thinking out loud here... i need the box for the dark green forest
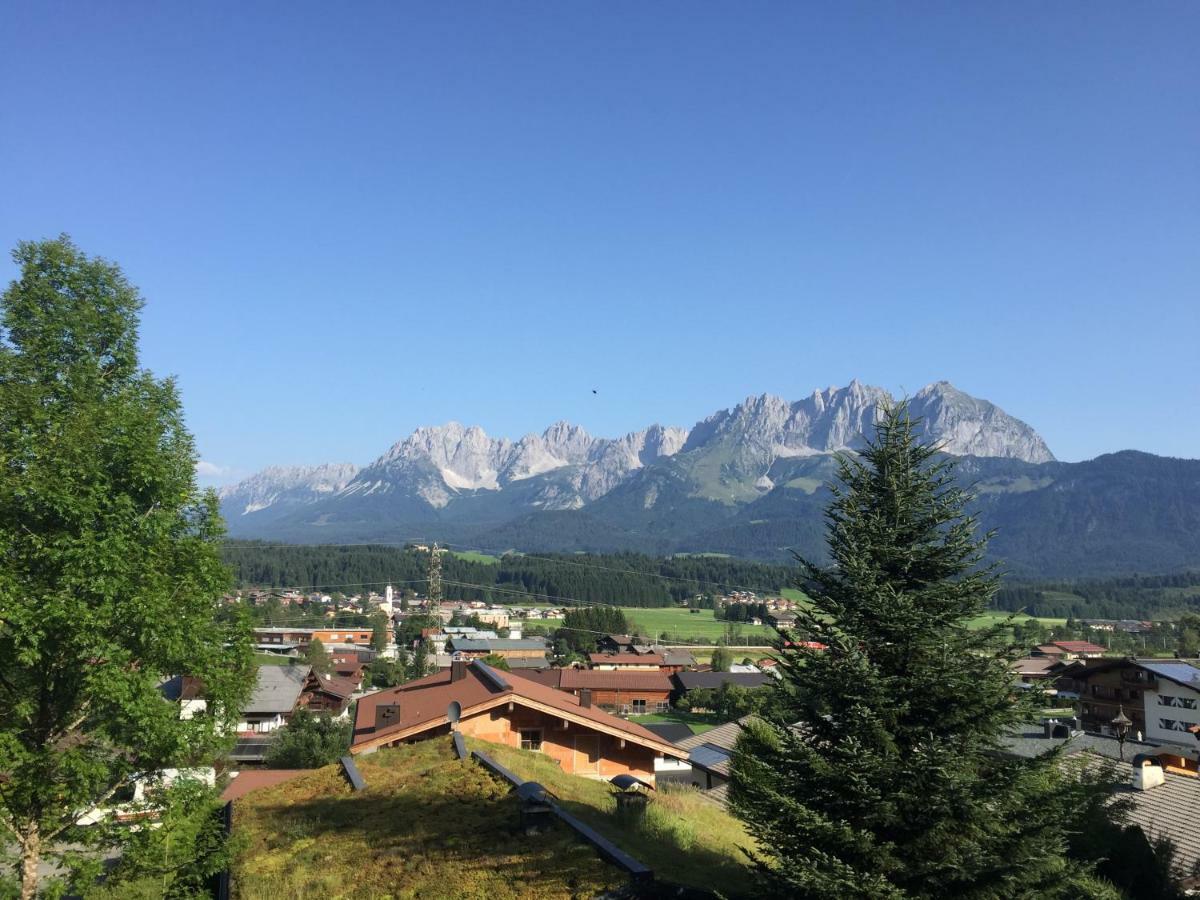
[222,541,1200,621]
[220,542,795,607]
[995,570,1200,620]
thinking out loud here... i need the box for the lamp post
[1112,705,1132,761]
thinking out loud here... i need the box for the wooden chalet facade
[352,661,685,783]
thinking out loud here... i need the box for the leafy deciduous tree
[0,237,253,898]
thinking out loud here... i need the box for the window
[631,699,647,714]
[520,729,543,752]
[1158,695,1198,710]
[1159,719,1189,732]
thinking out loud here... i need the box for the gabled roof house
[353,660,687,783]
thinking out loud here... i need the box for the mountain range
[217,381,1200,578]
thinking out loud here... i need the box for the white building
[1139,661,1200,745]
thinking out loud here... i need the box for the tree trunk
[20,821,40,900]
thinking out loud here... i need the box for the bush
[265,709,352,768]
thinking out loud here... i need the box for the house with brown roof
[1035,640,1107,660]
[596,634,638,654]
[588,652,666,671]
[558,669,673,715]
[352,660,686,783]
[301,670,360,716]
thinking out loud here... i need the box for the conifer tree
[730,403,1120,899]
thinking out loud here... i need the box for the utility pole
[428,542,444,605]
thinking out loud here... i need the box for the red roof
[221,770,307,802]
[352,662,681,756]
[559,670,673,692]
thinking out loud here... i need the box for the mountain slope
[212,380,1200,577]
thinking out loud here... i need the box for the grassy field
[452,550,501,564]
[469,738,756,897]
[232,739,623,899]
[621,606,776,642]
[967,610,1069,629]
[254,652,293,666]
[627,710,722,735]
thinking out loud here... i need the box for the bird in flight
[592,389,598,394]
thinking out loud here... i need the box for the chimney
[375,703,400,731]
[451,659,468,683]
[579,688,592,708]
[1133,756,1165,791]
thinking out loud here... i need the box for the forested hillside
[995,570,1200,620]
[220,542,795,607]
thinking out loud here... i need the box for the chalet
[301,670,359,716]
[596,634,639,654]
[557,670,673,715]
[588,652,666,671]
[351,660,687,783]
[1069,659,1200,750]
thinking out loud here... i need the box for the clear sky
[2,2,1197,484]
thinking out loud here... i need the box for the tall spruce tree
[0,237,253,898]
[730,403,1120,899]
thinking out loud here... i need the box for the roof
[673,671,773,692]
[1011,657,1063,676]
[220,770,306,802]
[1137,661,1200,690]
[1053,641,1107,653]
[448,638,549,652]
[654,648,697,666]
[558,670,673,692]
[244,665,311,715]
[352,661,685,759]
[642,722,694,743]
[305,671,359,701]
[1119,775,1200,883]
[513,668,564,688]
[601,634,635,645]
[676,717,754,778]
[588,653,666,666]
[997,727,1169,762]
[160,675,205,702]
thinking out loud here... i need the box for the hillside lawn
[621,606,776,642]
[451,549,501,564]
[231,738,623,899]
[466,738,756,897]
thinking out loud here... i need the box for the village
[113,582,1197,895]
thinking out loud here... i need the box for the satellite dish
[447,701,461,725]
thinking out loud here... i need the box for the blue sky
[2,2,1196,483]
